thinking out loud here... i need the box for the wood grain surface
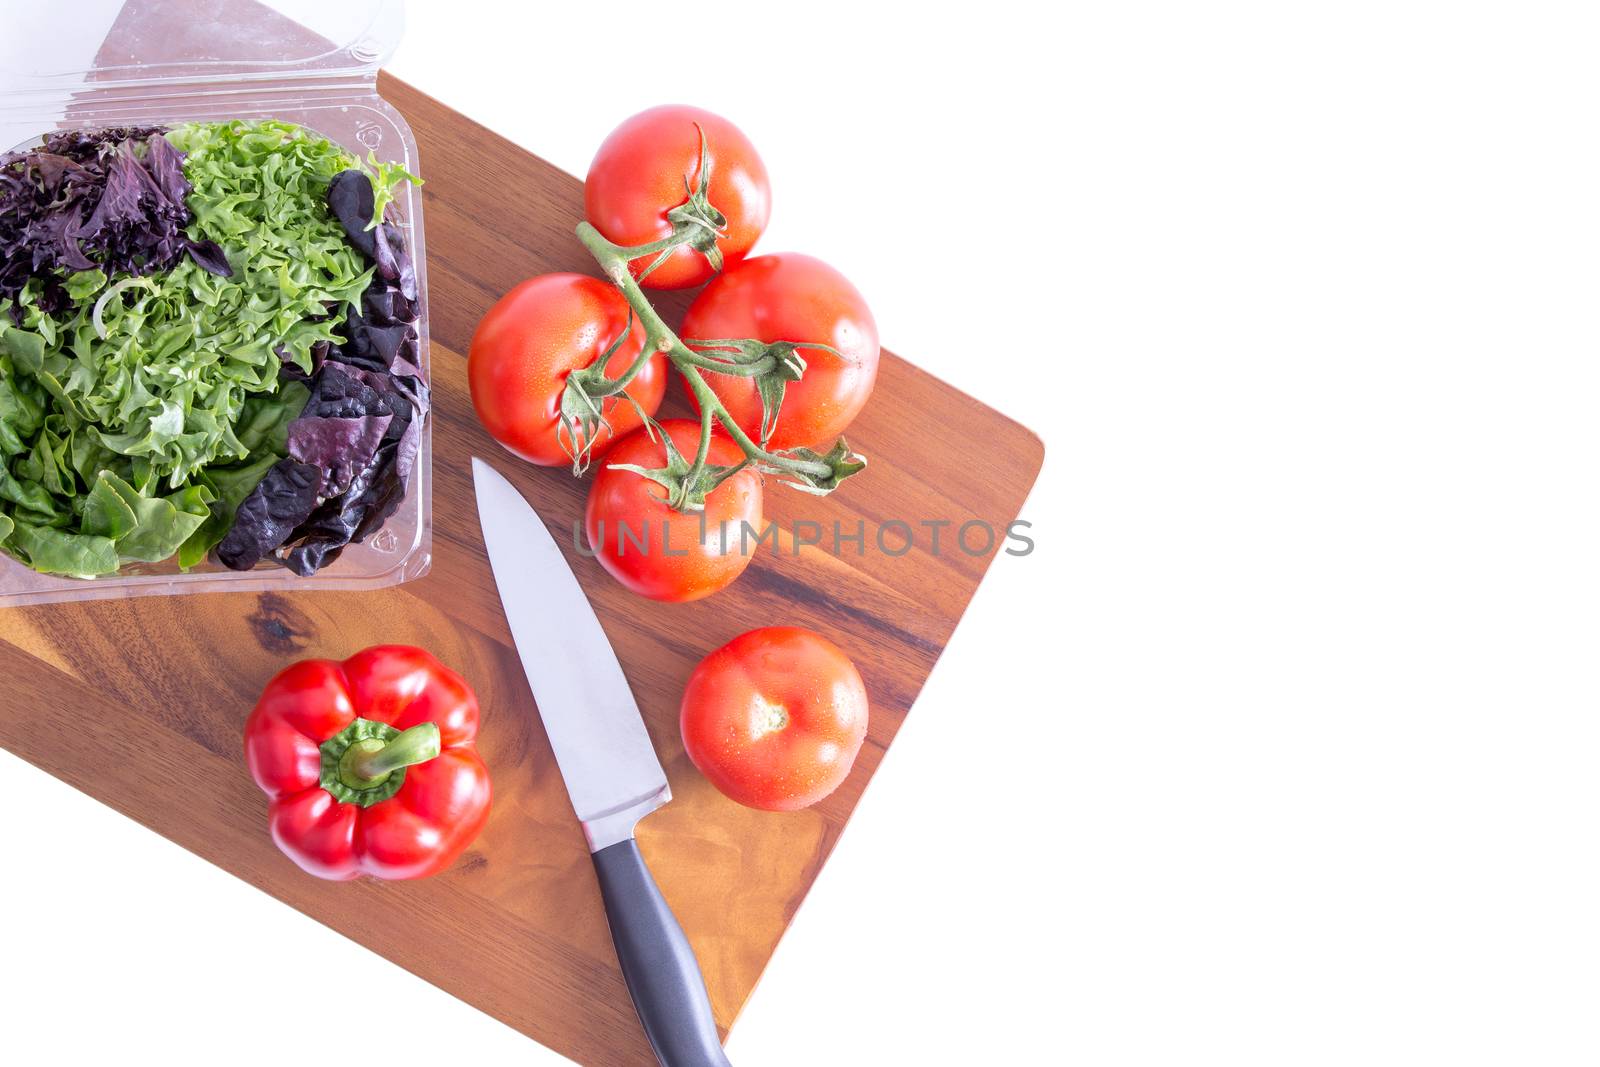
[0,74,1043,1065]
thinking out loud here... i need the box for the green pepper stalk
[319,719,441,806]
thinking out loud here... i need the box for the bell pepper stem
[338,722,441,790]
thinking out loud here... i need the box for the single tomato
[680,253,879,451]
[468,273,666,466]
[585,419,764,601]
[680,627,869,812]
[585,105,771,290]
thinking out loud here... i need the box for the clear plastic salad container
[0,0,430,606]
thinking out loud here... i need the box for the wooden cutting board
[0,75,1043,1065]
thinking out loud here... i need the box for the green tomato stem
[587,321,659,400]
[678,401,715,503]
[675,360,833,478]
[612,232,691,261]
[575,222,833,481]
[672,348,773,377]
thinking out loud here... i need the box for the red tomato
[468,273,666,466]
[680,627,869,811]
[585,419,764,601]
[680,253,879,451]
[585,105,771,290]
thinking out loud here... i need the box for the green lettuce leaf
[7,521,120,577]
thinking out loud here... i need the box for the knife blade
[471,455,668,849]
[472,457,731,1067]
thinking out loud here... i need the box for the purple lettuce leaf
[287,411,393,498]
[327,170,378,259]
[0,127,232,315]
[184,238,231,276]
[281,436,408,577]
[216,458,324,571]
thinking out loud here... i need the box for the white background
[3,1,1597,1064]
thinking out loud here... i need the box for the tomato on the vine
[468,273,665,466]
[680,626,869,812]
[585,105,771,290]
[585,419,764,602]
[681,253,879,452]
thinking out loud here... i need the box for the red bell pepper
[244,645,493,880]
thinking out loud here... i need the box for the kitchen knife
[472,457,732,1067]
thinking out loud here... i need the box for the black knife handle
[592,838,732,1067]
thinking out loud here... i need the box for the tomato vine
[560,131,867,512]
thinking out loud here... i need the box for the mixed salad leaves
[0,120,425,578]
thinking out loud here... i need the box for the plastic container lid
[1,1,401,144]
[6,1,401,88]
[0,0,433,606]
